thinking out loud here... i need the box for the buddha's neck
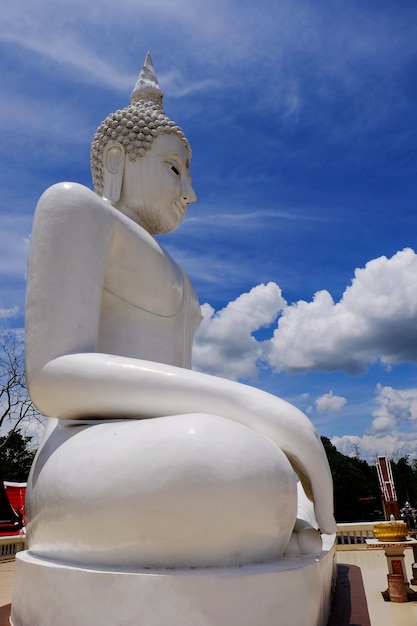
[113,201,154,235]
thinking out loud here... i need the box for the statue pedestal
[11,538,335,626]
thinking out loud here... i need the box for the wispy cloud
[4,0,417,110]
[0,306,19,320]
[0,216,31,277]
[0,92,93,156]
[183,207,327,227]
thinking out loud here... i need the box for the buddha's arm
[29,352,336,535]
[25,182,116,390]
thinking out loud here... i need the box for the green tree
[321,436,380,522]
[0,429,36,482]
[391,455,417,507]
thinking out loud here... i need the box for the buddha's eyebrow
[160,152,187,168]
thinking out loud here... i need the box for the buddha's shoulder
[35,182,116,221]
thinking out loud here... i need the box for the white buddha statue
[24,54,335,570]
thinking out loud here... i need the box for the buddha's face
[116,134,196,234]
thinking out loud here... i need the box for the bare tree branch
[0,330,43,450]
[0,329,44,526]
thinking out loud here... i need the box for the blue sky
[1,0,417,463]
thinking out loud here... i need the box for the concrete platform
[9,543,335,626]
[2,548,417,625]
[328,564,371,625]
[338,548,417,624]
[0,558,14,626]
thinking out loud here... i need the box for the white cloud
[266,248,417,374]
[332,433,417,465]
[192,282,285,380]
[316,391,347,414]
[331,384,417,463]
[371,384,417,433]
[191,249,417,380]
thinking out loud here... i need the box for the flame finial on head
[130,52,163,107]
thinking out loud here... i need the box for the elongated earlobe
[102,143,125,202]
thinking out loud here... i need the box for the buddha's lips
[174,199,186,217]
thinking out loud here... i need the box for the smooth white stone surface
[11,540,336,626]
[26,415,297,568]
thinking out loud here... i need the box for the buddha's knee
[26,414,298,568]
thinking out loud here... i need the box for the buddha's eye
[166,162,181,177]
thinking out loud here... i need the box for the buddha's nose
[181,178,197,205]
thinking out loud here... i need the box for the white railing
[0,534,27,560]
[336,522,376,550]
[0,523,406,557]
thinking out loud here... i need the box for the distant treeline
[321,436,417,522]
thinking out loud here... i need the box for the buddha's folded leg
[26,414,298,569]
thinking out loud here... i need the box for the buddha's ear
[102,143,125,202]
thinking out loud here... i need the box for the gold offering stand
[366,520,417,602]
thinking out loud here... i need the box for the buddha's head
[90,53,196,234]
